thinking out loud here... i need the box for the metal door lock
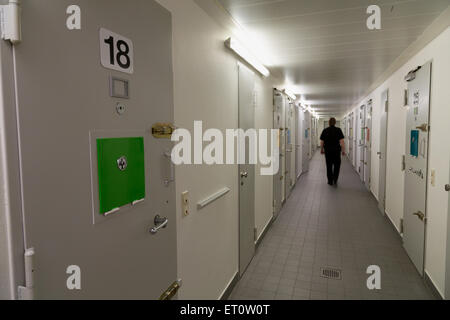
[116,103,126,115]
[117,156,128,171]
[445,184,450,192]
[240,172,248,178]
[150,215,168,234]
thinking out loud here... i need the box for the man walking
[320,118,345,186]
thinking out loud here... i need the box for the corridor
[230,152,435,300]
[1,0,450,303]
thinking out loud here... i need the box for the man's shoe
[328,181,333,186]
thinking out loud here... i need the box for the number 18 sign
[100,28,134,74]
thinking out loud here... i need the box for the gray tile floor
[229,152,435,300]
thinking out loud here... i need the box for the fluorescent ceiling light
[225,37,270,77]
[283,89,297,101]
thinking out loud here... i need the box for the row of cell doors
[345,62,433,279]
[344,101,372,190]
[237,72,314,276]
[273,89,312,220]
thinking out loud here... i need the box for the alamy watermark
[170,121,280,176]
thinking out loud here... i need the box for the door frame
[364,100,372,190]
[272,90,283,219]
[378,89,389,215]
[358,105,366,181]
[285,100,293,198]
[0,37,26,300]
[446,157,450,298]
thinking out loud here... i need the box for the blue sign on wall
[410,130,419,157]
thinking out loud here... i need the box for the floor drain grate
[321,267,342,280]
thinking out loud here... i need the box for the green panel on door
[97,137,145,214]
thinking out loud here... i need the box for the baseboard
[255,216,274,250]
[219,271,239,300]
[424,271,444,300]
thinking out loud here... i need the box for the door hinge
[18,248,35,300]
[254,228,258,242]
[159,279,182,300]
[400,218,404,234]
[401,155,406,171]
[403,89,409,106]
[0,0,21,44]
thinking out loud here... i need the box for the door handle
[413,211,426,222]
[416,124,429,132]
[150,215,168,234]
[445,184,450,192]
[240,172,248,178]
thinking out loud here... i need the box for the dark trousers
[325,152,341,184]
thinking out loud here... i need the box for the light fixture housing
[283,89,297,101]
[225,37,270,77]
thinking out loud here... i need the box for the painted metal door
[352,113,357,168]
[364,101,372,190]
[378,90,389,215]
[285,102,293,198]
[403,62,432,275]
[446,163,450,298]
[238,64,255,276]
[348,114,354,164]
[13,0,177,299]
[310,118,315,159]
[358,105,366,181]
[295,106,302,180]
[302,111,310,173]
[273,91,283,219]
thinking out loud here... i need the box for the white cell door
[302,112,310,173]
[364,102,372,190]
[238,64,255,276]
[378,90,389,215]
[446,167,450,298]
[295,106,302,180]
[273,92,284,219]
[403,62,432,275]
[285,102,293,198]
[359,105,366,181]
[12,0,178,299]
[348,115,353,164]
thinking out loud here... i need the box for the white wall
[157,0,275,299]
[345,27,450,297]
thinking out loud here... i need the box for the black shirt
[320,126,345,154]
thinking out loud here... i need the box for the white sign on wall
[100,28,134,74]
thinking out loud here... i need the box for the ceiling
[216,0,450,117]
